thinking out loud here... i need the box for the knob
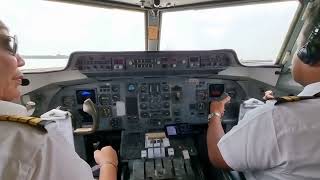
[174,110,180,116]
[163,110,170,116]
[162,85,169,92]
[174,92,182,101]
[112,94,120,101]
[163,102,170,108]
[140,103,147,110]
[140,86,147,93]
[199,92,207,101]
[140,95,148,102]
[162,93,170,100]
[112,86,119,92]
[140,112,149,118]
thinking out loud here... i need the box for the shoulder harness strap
[0,115,55,132]
[275,92,320,105]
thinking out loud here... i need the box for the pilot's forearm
[99,164,117,180]
[207,116,230,169]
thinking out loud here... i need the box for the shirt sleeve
[217,105,282,171]
[27,130,94,180]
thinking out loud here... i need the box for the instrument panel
[66,50,241,77]
[51,77,245,132]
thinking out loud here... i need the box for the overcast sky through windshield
[161,1,299,62]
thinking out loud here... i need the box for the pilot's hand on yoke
[94,146,118,170]
[210,96,231,116]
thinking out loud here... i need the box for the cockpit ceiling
[54,0,288,10]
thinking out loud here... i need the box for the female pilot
[0,20,117,180]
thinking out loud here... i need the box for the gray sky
[161,1,299,62]
[0,0,299,69]
[0,0,145,55]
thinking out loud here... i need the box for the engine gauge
[99,94,111,105]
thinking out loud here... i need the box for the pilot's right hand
[210,96,231,117]
[263,90,274,100]
[94,146,118,168]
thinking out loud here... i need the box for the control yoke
[74,98,99,135]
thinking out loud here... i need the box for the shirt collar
[298,82,320,96]
[0,101,28,116]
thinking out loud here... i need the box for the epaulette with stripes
[0,115,55,132]
[275,92,320,105]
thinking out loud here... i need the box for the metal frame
[159,0,298,12]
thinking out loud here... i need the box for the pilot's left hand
[94,146,118,169]
[210,96,231,116]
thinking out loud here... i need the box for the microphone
[21,78,30,86]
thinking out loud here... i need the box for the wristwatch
[208,112,222,122]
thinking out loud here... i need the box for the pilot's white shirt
[0,101,94,180]
[218,82,320,180]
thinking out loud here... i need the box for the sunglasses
[0,34,18,56]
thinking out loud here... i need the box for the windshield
[0,0,145,71]
[160,1,299,64]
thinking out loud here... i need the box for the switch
[154,147,161,158]
[163,138,170,147]
[168,148,174,156]
[148,148,154,159]
[182,150,190,160]
[141,150,147,158]
[154,139,161,147]
[161,147,166,157]
[156,83,160,93]
[174,92,181,101]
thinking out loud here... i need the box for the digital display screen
[76,90,96,104]
[166,126,177,136]
[126,97,138,116]
[209,84,224,97]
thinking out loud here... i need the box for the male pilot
[207,1,320,180]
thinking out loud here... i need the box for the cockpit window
[0,0,145,72]
[160,1,299,65]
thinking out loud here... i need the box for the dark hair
[300,1,320,45]
[0,20,8,32]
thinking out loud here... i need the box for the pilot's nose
[16,54,25,67]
